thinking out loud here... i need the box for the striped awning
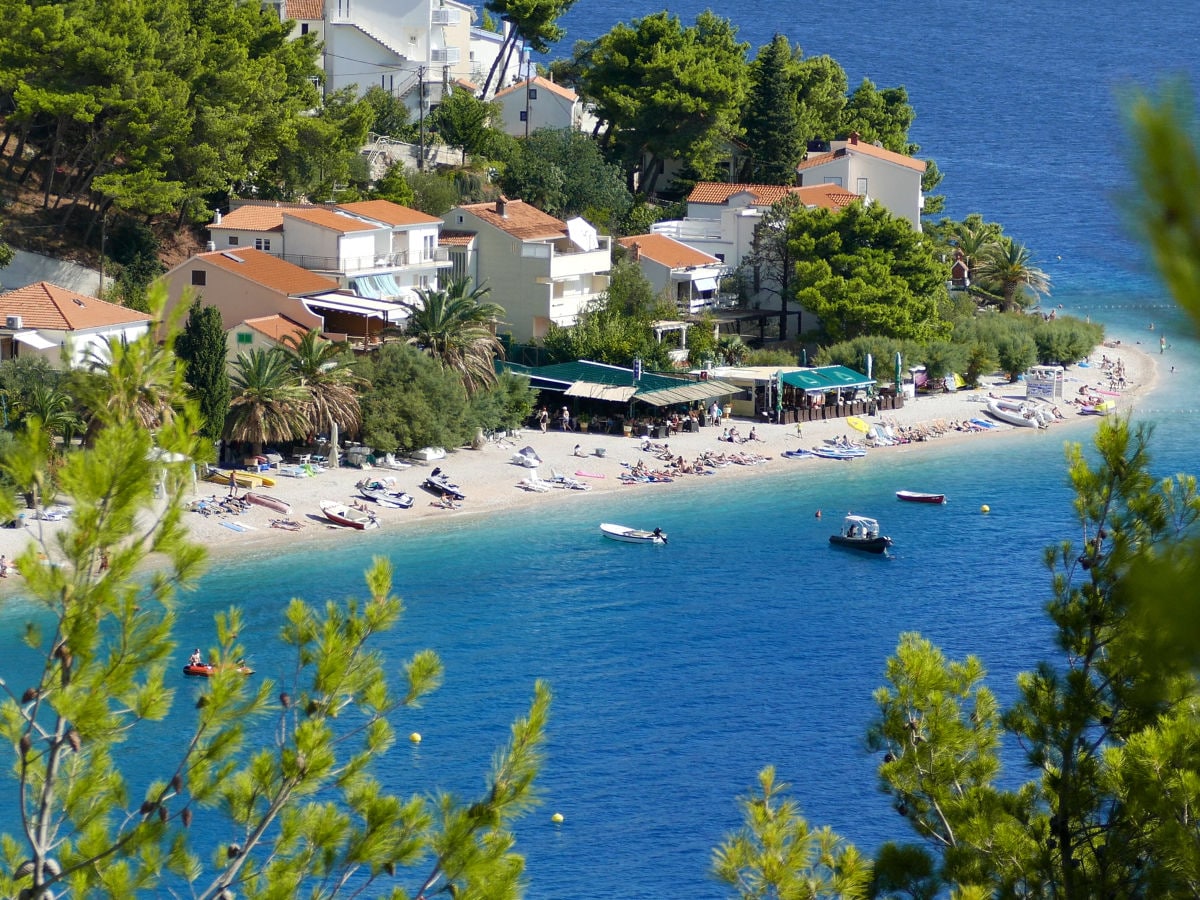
[636,379,738,406]
[564,381,638,402]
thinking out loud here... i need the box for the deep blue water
[3,2,1200,896]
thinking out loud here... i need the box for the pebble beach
[0,342,1157,570]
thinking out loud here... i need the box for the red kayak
[183,663,255,677]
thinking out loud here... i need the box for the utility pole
[417,66,426,171]
[99,211,108,298]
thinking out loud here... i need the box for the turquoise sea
[3,2,1200,896]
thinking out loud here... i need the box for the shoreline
[0,344,1159,574]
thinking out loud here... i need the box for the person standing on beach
[539,407,549,433]
[1161,335,1166,354]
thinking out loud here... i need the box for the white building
[442,197,611,342]
[0,282,153,368]
[617,233,726,316]
[796,132,926,230]
[493,75,582,137]
[207,199,450,303]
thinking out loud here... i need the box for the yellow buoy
[980,504,990,514]
[551,812,564,823]
[409,732,422,744]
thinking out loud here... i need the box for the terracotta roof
[209,206,286,233]
[618,233,719,268]
[238,314,315,344]
[686,183,795,205]
[788,183,862,211]
[438,230,477,246]
[494,75,578,103]
[283,207,381,233]
[686,181,861,212]
[285,0,323,19]
[797,140,926,173]
[338,199,441,227]
[0,281,152,331]
[198,248,340,295]
[455,199,567,241]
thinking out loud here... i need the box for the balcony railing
[282,247,449,274]
[431,8,461,25]
[431,47,460,64]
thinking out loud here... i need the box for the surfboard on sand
[575,470,606,479]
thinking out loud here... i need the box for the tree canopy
[578,11,750,194]
[787,203,950,342]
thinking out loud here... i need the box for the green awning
[780,366,873,393]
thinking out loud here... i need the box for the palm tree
[225,348,311,456]
[400,277,506,395]
[280,330,365,467]
[973,238,1051,312]
[716,335,749,366]
[70,330,185,439]
[22,382,83,451]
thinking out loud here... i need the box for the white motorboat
[356,477,414,509]
[422,468,465,500]
[829,515,892,554]
[600,523,667,544]
[985,398,1044,428]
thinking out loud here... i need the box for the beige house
[617,233,726,316]
[441,197,611,342]
[0,281,152,368]
[493,75,582,137]
[163,248,334,336]
[796,132,926,229]
[225,314,315,363]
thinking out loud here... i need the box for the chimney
[214,210,222,224]
[848,131,860,145]
[495,196,507,217]
[630,241,641,262]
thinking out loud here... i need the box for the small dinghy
[600,523,668,544]
[896,490,946,504]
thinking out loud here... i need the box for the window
[228,236,239,246]
[519,110,527,122]
[237,332,253,345]
[300,22,309,34]
[191,270,206,286]
[456,214,464,223]
[857,177,868,194]
[528,88,538,100]
[822,176,843,187]
[255,238,271,251]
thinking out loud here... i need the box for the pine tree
[742,35,804,184]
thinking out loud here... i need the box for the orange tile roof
[456,199,567,241]
[285,0,323,19]
[283,207,381,233]
[797,140,926,173]
[438,230,477,246]
[618,233,719,268]
[338,199,441,227]
[788,183,863,211]
[493,75,578,103]
[0,281,152,331]
[686,183,794,205]
[199,248,340,295]
[240,314,315,343]
[210,206,286,232]
[685,181,861,212]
